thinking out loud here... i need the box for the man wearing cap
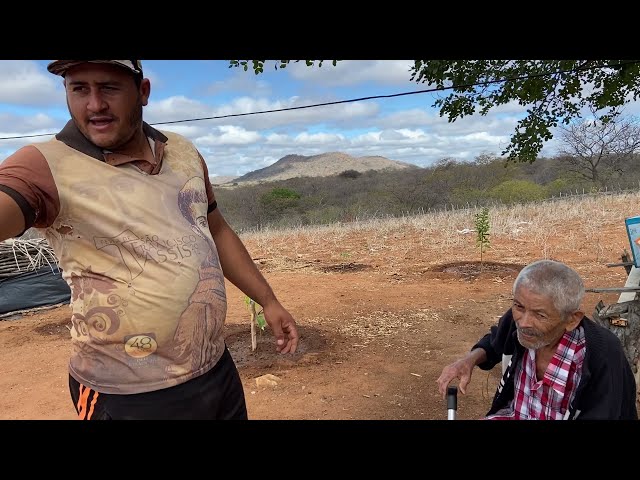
[0,60,299,420]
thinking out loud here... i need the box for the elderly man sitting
[437,259,638,420]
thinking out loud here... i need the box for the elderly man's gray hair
[512,260,584,319]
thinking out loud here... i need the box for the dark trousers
[69,347,247,420]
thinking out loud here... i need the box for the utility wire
[1,60,638,141]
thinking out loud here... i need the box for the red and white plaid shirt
[486,325,586,420]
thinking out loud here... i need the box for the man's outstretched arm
[207,208,299,354]
[0,190,25,241]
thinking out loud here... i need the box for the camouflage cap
[47,60,143,77]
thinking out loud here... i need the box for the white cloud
[293,132,346,144]
[146,94,379,133]
[0,61,63,106]
[287,60,416,87]
[264,133,290,144]
[2,60,639,177]
[375,109,435,129]
[0,112,59,132]
[196,125,261,146]
[145,95,211,122]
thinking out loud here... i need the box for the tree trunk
[250,300,257,352]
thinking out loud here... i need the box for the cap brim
[47,60,142,77]
[47,60,86,76]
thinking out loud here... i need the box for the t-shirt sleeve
[197,151,217,213]
[0,145,60,229]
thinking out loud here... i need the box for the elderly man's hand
[436,357,475,398]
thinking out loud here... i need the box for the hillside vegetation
[216,154,640,232]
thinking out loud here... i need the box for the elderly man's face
[511,286,574,350]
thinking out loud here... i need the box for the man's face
[64,63,150,151]
[511,286,571,350]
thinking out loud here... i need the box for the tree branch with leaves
[230,59,640,164]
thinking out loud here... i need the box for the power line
[1,60,638,142]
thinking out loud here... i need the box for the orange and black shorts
[68,347,247,420]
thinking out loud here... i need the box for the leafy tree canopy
[228,60,640,163]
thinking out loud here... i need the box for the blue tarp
[0,266,71,315]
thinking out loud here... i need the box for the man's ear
[141,78,151,106]
[565,310,584,332]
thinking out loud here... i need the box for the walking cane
[447,386,458,420]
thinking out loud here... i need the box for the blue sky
[1,60,636,179]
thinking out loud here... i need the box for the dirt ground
[0,199,636,420]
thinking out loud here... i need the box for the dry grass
[240,191,640,274]
[305,309,442,344]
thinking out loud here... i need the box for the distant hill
[223,152,417,185]
[209,175,239,185]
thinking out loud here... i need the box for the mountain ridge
[216,151,418,185]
